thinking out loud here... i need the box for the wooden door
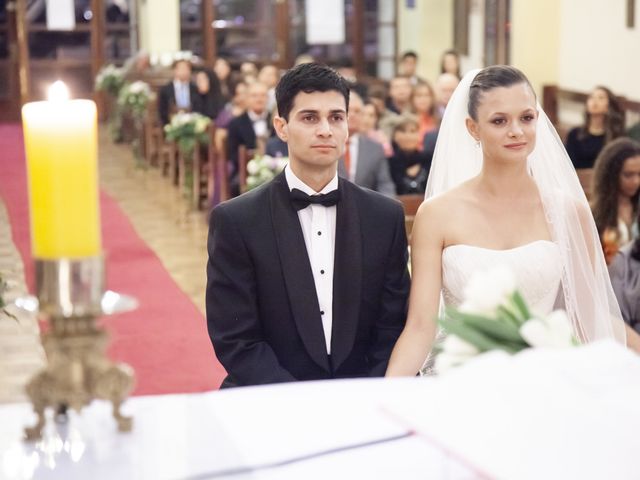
[0,0,21,121]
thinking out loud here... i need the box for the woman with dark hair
[440,49,461,79]
[213,57,234,101]
[192,68,225,120]
[591,138,640,264]
[386,65,631,376]
[565,86,625,169]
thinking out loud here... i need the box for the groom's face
[273,90,348,172]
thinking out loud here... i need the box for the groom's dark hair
[468,65,534,120]
[275,63,350,121]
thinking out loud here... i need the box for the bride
[386,65,634,377]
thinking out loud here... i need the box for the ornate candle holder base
[24,315,134,441]
[19,258,138,441]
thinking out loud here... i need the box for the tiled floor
[0,128,209,403]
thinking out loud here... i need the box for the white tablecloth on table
[1,341,639,480]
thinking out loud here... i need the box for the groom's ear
[465,117,479,142]
[273,115,288,142]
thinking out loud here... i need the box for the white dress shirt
[248,110,269,138]
[285,165,338,354]
[347,134,360,182]
[173,80,190,109]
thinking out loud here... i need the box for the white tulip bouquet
[435,266,578,372]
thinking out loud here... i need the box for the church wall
[137,0,181,56]
[397,0,454,83]
[557,0,639,100]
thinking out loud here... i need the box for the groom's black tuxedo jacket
[206,171,410,387]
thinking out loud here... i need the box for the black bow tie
[290,188,341,211]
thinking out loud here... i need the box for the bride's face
[466,83,538,164]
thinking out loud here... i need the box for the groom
[206,63,410,387]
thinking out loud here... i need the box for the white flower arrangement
[246,155,288,190]
[164,112,211,155]
[435,265,578,372]
[95,64,125,97]
[117,81,153,118]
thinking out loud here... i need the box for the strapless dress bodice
[441,240,562,315]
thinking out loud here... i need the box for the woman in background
[361,101,393,157]
[192,69,224,120]
[215,81,248,129]
[213,57,234,101]
[388,115,431,195]
[410,81,438,146]
[591,138,640,264]
[565,86,625,169]
[440,49,461,79]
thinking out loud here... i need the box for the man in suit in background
[158,59,197,126]
[226,81,271,195]
[206,63,410,387]
[339,91,396,197]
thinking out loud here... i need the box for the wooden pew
[396,194,424,240]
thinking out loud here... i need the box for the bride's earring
[475,139,481,148]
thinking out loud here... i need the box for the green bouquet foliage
[163,112,211,156]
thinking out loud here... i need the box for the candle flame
[48,81,70,101]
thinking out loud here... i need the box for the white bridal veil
[426,69,626,345]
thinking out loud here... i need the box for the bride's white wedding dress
[422,240,563,375]
[442,240,562,314]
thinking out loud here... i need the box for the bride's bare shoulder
[417,181,476,217]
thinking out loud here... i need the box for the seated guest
[591,138,640,264]
[388,115,431,195]
[158,59,197,126]
[240,61,259,82]
[226,81,271,195]
[361,101,392,157]
[433,72,459,118]
[258,64,280,113]
[192,69,225,120]
[608,240,640,350]
[215,81,247,129]
[440,49,461,79]
[565,86,625,169]
[384,75,412,115]
[410,81,438,145]
[367,83,388,118]
[339,91,396,197]
[265,136,288,157]
[397,51,426,86]
[422,72,461,163]
[213,57,234,102]
[379,76,412,138]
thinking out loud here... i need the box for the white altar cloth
[1,341,639,480]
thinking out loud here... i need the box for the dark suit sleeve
[158,84,171,126]
[226,118,241,173]
[206,205,296,385]
[368,204,410,376]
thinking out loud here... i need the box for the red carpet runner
[0,124,226,395]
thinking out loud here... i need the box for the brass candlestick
[19,257,137,441]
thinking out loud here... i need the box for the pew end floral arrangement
[246,155,288,190]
